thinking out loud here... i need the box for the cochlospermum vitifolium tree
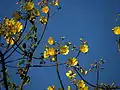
[0,0,120,90]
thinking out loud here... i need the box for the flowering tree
[0,0,120,90]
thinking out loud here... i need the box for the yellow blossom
[77,80,85,88]
[78,86,88,90]
[5,18,15,26]
[4,18,23,35]
[40,16,48,24]
[66,70,76,80]
[60,45,69,55]
[14,21,23,33]
[42,6,49,13]
[77,80,89,90]
[24,2,34,11]
[112,26,120,35]
[80,44,89,53]
[48,37,54,45]
[48,48,55,56]
[47,85,55,90]
[68,57,78,66]
[44,48,55,58]
[5,37,14,45]
[44,50,49,58]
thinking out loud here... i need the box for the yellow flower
[66,70,76,80]
[112,26,120,35]
[4,18,23,35]
[14,21,23,33]
[60,45,69,55]
[5,18,15,26]
[33,9,40,16]
[44,50,49,58]
[77,80,85,88]
[48,48,55,56]
[68,57,78,66]
[42,6,49,13]
[47,85,55,90]
[77,80,89,90]
[48,37,54,45]
[40,16,48,24]
[43,47,56,58]
[80,44,89,53]
[5,37,14,45]
[24,2,34,11]
[78,86,88,90]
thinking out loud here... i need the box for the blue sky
[0,0,120,90]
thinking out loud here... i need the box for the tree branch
[0,51,8,90]
[56,55,64,90]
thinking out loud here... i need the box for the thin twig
[4,39,24,60]
[32,12,49,53]
[5,57,27,64]
[5,62,65,68]
[74,67,96,87]
[75,51,80,58]
[96,65,99,88]
[56,55,64,90]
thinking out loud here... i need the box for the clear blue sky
[0,0,120,90]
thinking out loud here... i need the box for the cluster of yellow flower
[23,1,50,24]
[43,37,70,60]
[0,0,60,46]
[77,80,88,90]
[23,1,49,13]
[43,37,89,64]
[0,18,23,45]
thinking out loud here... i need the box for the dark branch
[0,51,8,90]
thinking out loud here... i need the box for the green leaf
[17,60,25,67]
[24,33,30,40]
